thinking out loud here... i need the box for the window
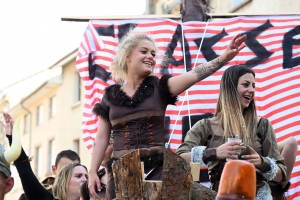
[72,139,80,155]
[49,96,56,118]
[74,73,81,103]
[47,140,55,173]
[232,0,244,8]
[35,146,42,178]
[24,114,30,134]
[231,0,251,11]
[36,105,43,125]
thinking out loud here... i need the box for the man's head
[52,150,80,176]
[0,172,14,200]
[0,145,15,200]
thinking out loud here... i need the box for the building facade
[208,0,300,14]
[1,50,92,199]
[154,0,300,16]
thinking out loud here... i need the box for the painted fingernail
[241,156,244,159]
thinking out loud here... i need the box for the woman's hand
[241,146,263,167]
[88,171,102,200]
[219,34,247,63]
[216,141,244,160]
[0,112,14,135]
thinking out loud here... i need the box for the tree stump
[189,181,216,200]
[162,149,192,200]
[112,148,217,200]
[142,181,162,200]
[112,150,143,199]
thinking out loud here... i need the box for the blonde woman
[53,163,88,200]
[177,65,290,199]
[88,32,247,199]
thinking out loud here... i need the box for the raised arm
[1,112,53,200]
[88,117,111,200]
[168,34,247,96]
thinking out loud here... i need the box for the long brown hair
[214,65,257,144]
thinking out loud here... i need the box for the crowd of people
[0,31,297,200]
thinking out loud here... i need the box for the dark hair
[55,150,81,167]
[18,194,28,200]
[221,65,255,87]
[215,64,257,143]
[218,64,256,117]
[80,180,90,200]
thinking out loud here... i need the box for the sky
[0,0,146,90]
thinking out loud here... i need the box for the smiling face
[126,39,156,78]
[67,166,88,199]
[237,73,255,110]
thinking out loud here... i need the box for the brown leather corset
[112,112,166,151]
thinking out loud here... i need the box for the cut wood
[112,148,217,199]
[161,149,192,200]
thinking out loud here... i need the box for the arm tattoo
[193,57,226,82]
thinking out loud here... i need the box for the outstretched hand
[220,34,247,63]
[0,112,14,135]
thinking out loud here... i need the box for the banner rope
[165,13,212,149]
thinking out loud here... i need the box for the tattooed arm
[192,57,225,81]
[168,34,247,97]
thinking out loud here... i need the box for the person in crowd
[53,163,88,200]
[18,149,81,199]
[52,150,81,176]
[1,112,87,200]
[0,113,22,200]
[88,32,247,199]
[176,65,295,199]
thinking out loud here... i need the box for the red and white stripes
[76,16,300,199]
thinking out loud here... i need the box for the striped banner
[76,16,300,199]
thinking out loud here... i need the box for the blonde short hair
[110,33,157,83]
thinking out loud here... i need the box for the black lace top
[93,75,177,151]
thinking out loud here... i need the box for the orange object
[216,160,256,200]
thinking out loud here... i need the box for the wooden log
[189,181,216,200]
[161,149,192,200]
[142,180,162,200]
[112,150,143,200]
[112,148,217,200]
